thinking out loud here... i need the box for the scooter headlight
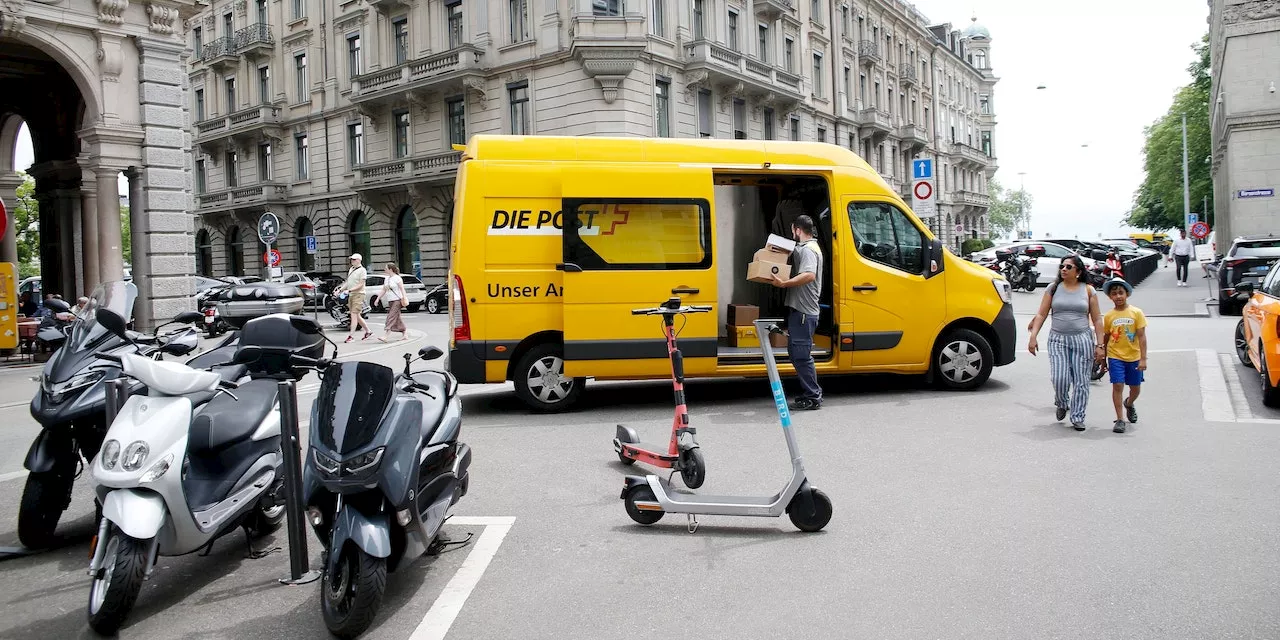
[100,440,121,470]
[121,441,150,472]
[342,447,385,475]
[140,454,173,483]
[312,449,340,475]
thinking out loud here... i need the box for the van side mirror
[419,346,444,361]
[926,238,945,278]
[95,307,129,339]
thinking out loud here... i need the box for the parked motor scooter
[289,331,470,639]
[83,311,325,635]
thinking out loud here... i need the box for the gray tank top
[1049,282,1092,335]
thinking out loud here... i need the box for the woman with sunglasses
[1026,254,1106,431]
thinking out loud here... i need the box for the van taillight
[452,274,470,341]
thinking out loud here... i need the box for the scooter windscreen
[314,361,397,455]
[42,280,137,384]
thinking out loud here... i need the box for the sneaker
[1072,422,1086,432]
[1125,401,1138,424]
[1113,420,1127,434]
[788,397,815,411]
[1056,406,1068,421]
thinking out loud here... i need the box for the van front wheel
[933,329,994,390]
[513,344,585,413]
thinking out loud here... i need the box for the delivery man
[770,206,824,410]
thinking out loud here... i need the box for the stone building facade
[185,0,999,284]
[1210,0,1280,245]
[1,0,200,329]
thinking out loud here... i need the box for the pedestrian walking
[769,209,824,410]
[1171,229,1195,286]
[379,263,409,342]
[338,253,372,343]
[1026,254,1106,431]
[1101,278,1148,434]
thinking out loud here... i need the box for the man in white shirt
[1171,228,1195,286]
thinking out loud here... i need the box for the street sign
[1186,213,1198,226]
[1238,188,1274,199]
[258,211,280,245]
[0,262,15,350]
[954,223,964,234]
[264,248,282,267]
[910,158,936,219]
[1190,221,1211,240]
[304,235,317,254]
[912,159,933,180]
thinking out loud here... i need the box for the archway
[195,229,213,276]
[348,210,371,263]
[396,206,419,277]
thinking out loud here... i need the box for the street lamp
[1018,171,1028,239]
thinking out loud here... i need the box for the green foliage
[13,172,40,279]
[121,205,131,265]
[961,237,995,255]
[1127,33,1212,231]
[987,177,1032,239]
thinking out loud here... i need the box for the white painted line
[409,516,516,640]
[0,470,28,483]
[1236,417,1280,425]
[1197,348,1237,422]
[1219,353,1254,420]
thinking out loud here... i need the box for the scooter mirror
[95,307,130,339]
[233,346,263,364]
[419,346,444,361]
[289,316,323,335]
[173,311,205,325]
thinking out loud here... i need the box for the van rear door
[560,165,720,378]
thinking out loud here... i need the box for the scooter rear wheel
[678,448,706,489]
[623,485,664,525]
[786,487,833,532]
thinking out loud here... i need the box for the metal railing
[201,36,236,60]
[235,23,273,49]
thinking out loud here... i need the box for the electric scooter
[613,297,712,489]
[621,318,833,532]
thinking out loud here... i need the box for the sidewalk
[1129,258,1217,317]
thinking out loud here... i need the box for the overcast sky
[12,0,1209,239]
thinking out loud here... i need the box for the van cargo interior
[713,173,835,364]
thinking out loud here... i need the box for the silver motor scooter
[621,318,833,532]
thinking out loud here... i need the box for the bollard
[104,378,130,426]
[277,379,321,585]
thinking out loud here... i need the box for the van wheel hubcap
[528,356,573,404]
[939,341,982,383]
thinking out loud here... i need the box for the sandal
[378,337,388,343]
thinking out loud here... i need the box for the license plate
[204,316,214,324]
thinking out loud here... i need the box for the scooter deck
[619,441,679,461]
[650,476,785,517]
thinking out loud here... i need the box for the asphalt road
[1,301,1278,639]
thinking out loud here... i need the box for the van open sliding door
[559,165,720,379]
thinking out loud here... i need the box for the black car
[424,282,447,314]
[1218,235,1280,315]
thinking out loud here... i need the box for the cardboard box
[725,323,759,348]
[727,304,759,326]
[747,234,795,284]
[765,233,796,254]
[769,331,787,348]
[747,260,789,284]
[753,248,790,264]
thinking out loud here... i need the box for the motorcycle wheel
[86,526,150,635]
[328,304,348,324]
[321,543,387,640]
[18,469,73,549]
[246,478,287,538]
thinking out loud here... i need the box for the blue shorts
[1108,358,1144,386]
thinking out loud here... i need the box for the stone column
[125,167,154,329]
[55,188,82,297]
[97,168,125,282]
[0,173,22,265]
[80,179,100,291]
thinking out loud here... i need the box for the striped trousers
[1048,331,1095,425]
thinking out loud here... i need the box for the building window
[763,108,774,139]
[295,132,309,180]
[509,0,528,42]
[393,18,409,64]
[347,122,364,167]
[393,110,410,158]
[258,66,270,104]
[697,89,712,138]
[593,0,621,16]
[874,79,880,107]
[347,33,361,79]
[732,99,746,139]
[812,53,823,97]
[196,230,213,277]
[348,211,371,263]
[396,207,419,275]
[981,130,993,157]
[975,50,986,69]
[508,83,530,134]
[447,96,466,146]
[693,0,704,38]
[757,24,769,62]
[848,132,855,150]
[843,66,851,108]
[789,117,800,141]
[810,0,821,23]
[859,73,866,104]
[980,94,990,115]
[924,106,930,135]
[447,1,463,48]
[652,0,665,37]
[784,37,794,72]
[223,12,233,37]
[817,126,826,143]
[727,10,738,51]
[655,79,670,137]
[295,217,315,271]
[194,89,205,120]
[227,226,244,275]
[258,142,272,181]
[224,77,236,112]
[255,0,266,24]
[294,52,307,102]
[291,0,304,20]
[225,150,238,187]
[195,159,206,193]
[193,27,203,56]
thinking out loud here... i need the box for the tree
[121,205,130,265]
[987,176,1032,239]
[1127,33,1212,231]
[13,172,40,278]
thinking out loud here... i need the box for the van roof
[459,135,877,174]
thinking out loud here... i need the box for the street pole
[1182,112,1192,234]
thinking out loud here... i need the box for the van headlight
[993,278,1012,304]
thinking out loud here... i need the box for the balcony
[955,190,992,209]
[235,23,273,59]
[684,40,804,108]
[753,0,794,20]
[858,40,880,67]
[194,104,285,148]
[899,66,918,88]
[197,182,289,213]
[201,36,237,69]
[350,45,485,108]
[856,108,891,140]
[897,124,928,150]
[952,143,991,168]
[353,150,462,192]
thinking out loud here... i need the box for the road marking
[1219,353,1255,420]
[1197,348,1237,422]
[0,470,27,483]
[409,516,515,640]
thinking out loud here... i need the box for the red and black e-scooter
[613,297,712,489]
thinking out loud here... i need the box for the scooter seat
[190,378,278,451]
[186,365,250,407]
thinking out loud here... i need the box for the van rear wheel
[513,344,584,413]
[933,328,994,390]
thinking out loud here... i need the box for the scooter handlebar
[288,354,331,369]
[630,305,713,315]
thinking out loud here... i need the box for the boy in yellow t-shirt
[1102,278,1147,434]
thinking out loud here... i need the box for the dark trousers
[786,308,822,402]
[1175,254,1190,282]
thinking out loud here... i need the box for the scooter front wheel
[623,485,664,525]
[321,544,387,639]
[678,448,706,489]
[87,527,150,635]
[786,487,833,532]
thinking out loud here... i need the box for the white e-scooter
[621,318,833,532]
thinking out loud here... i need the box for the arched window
[196,229,213,277]
[396,206,419,276]
[227,226,244,275]
[295,217,315,271]
[975,51,986,69]
[348,210,371,263]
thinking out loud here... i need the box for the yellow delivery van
[447,135,1016,412]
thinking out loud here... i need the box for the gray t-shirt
[785,240,823,317]
[1049,281,1092,335]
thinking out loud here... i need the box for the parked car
[1217,235,1280,316]
[271,271,321,307]
[424,282,447,314]
[366,273,427,312]
[971,241,1098,287]
[1233,262,1280,405]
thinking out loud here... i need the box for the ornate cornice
[1223,0,1280,24]
[95,0,129,24]
[147,2,179,34]
[333,9,366,33]
[0,0,25,36]
[574,46,644,104]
